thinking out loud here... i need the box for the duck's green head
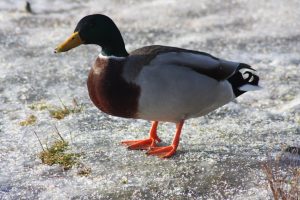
[55,14,128,56]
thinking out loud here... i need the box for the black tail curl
[228,63,260,97]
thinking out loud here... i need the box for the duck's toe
[146,145,177,158]
[121,138,158,150]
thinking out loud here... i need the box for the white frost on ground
[0,0,299,199]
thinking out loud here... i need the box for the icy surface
[0,0,299,199]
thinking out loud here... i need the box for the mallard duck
[55,14,260,158]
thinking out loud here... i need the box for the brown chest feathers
[87,57,140,118]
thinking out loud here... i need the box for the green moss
[28,101,49,111]
[19,114,37,126]
[49,98,83,120]
[28,98,83,120]
[121,177,128,184]
[39,140,80,170]
[49,108,71,120]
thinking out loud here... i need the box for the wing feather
[127,45,240,81]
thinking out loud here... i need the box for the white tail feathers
[238,84,262,91]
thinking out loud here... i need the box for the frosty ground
[0,0,299,199]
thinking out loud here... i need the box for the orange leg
[121,121,161,150]
[147,120,184,158]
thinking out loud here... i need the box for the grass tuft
[19,114,37,126]
[39,140,76,170]
[39,140,80,170]
[262,153,300,200]
[28,98,83,120]
[34,128,80,170]
[49,98,83,120]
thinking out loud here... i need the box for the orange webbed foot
[146,145,177,158]
[121,120,184,159]
[121,121,161,150]
[121,138,159,150]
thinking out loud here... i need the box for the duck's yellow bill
[54,32,83,53]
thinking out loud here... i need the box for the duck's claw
[146,145,176,158]
[121,138,158,150]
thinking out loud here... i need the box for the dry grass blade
[262,154,300,200]
[58,96,68,110]
[54,125,65,142]
[33,131,45,151]
[262,163,279,200]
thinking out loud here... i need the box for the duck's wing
[128,45,253,81]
